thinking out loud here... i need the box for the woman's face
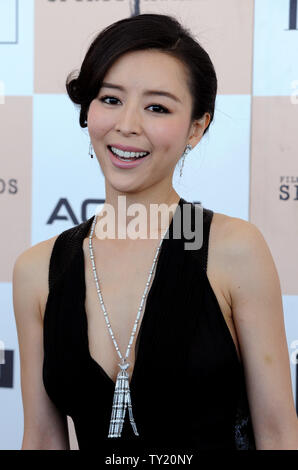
[87,49,207,194]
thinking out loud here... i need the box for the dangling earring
[179,144,192,177]
[89,141,94,158]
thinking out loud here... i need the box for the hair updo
[66,13,217,135]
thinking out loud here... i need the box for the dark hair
[66,13,217,135]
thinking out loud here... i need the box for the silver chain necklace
[88,214,170,438]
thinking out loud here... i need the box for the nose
[114,103,142,135]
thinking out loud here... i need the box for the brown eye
[99,96,170,114]
[99,96,119,105]
[147,104,170,113]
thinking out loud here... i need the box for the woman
[13,13,298,451]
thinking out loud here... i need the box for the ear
[188,113,211,148]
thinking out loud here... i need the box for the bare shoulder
[13,234,60,321]
[12,233,71,449]
[209,210,276,300]
[14,234,60,280]
[210,210,266,257]
[208,211,271,301]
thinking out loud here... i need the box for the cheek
[149,119,185,150]
[87,101,112,139]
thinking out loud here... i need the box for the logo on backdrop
[279,176,298,200]
[290,340,298,365]
[46,198,203,249]
[129,0,141,16]
[0,178,18,195]
[0,341,4,365]
[47,0,141,14]
[0,0,19,45]
[47,198,105,225]
[0,342,13,389]
[46,0,201,18]
[289,0,298,30]
[46,198,203,225]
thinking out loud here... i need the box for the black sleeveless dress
[43,197,256,451]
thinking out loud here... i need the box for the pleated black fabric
[43,197,256,451]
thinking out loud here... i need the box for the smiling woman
[65,14,216,130]
[13,12,298,453]
[86,48,205,184]
[65,15,215,197]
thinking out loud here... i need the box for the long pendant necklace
[88,214,169,438]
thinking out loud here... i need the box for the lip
[108,146,151,169]
[109,143,150,153]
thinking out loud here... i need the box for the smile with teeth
[109,146,150,161]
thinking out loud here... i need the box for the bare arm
[13,241,70,450]
[221,217,298,450]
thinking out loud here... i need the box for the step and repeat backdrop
[0,0,297,450]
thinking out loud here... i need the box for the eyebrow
[100,82,181,104]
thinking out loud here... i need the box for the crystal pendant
[108,360,139,438]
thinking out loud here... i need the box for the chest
[81,234,242,387]
[82,237,162,383]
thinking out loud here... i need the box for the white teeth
[110,146,149,158]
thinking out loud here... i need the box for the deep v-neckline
[79,197,183,388]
